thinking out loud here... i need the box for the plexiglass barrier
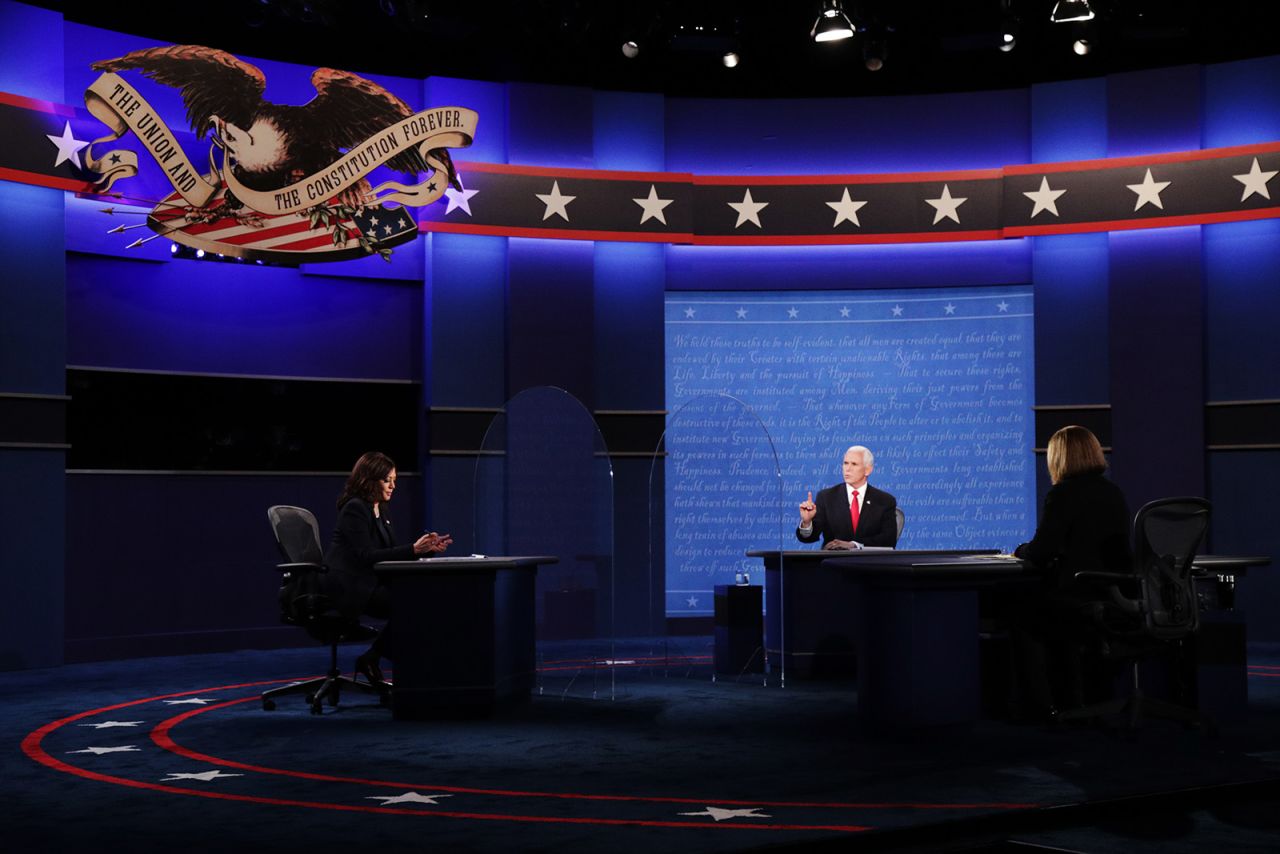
[646,394,785,685]
[473,387,616,699]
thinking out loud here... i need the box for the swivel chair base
[262,643,392,714]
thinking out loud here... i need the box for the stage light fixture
[722,51,740,68]
[1051,0,1094,23]
[812,0,855,43]
[1000,31,1017,52]
[621,40,639,58]
[1073,37,1092,54]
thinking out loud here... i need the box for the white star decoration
[728,189,768,228]
[1233,157,1278,202]
[787,307,799,319]
[925,184,967,224]
[826,188,868,227]
[944,303,956,314]
[679,806,771,822]
[997,300,1010,312]
[891,305,904,317]
[735,307,748,319]
[633,184,675,225]
[444,186,479,215]
[46,122,89,168]
[536,180,576,222]
[163,698,213,705]
[162,770,244,782]
[69,745,141,755]
[1127,168,1171,211]
[367,792,455,806]
[79,721,144,729]
[683,307,696,318]
[686,595,699,607]
[839,306,851,317]
[1023,176,1067,218]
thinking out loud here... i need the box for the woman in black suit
[325,451,451,686]
[1010,425,1131,721]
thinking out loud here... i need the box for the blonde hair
[1046,425,1107,485]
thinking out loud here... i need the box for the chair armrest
[276,561,326,574]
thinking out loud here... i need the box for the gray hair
[845,445,874,467]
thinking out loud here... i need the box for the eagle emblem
[84,45,477,263]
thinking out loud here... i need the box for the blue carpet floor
[7,640,1280,853]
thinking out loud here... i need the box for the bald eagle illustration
[92,44,460,197]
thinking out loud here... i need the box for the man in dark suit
[797,445,899,549]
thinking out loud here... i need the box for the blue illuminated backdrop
[664,286,1036,615]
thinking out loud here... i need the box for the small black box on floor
[714,584,763,675]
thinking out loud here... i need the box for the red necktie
[850,489,860,535]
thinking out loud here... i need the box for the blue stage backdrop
[664,286,1036,616]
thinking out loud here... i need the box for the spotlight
[722,51,740,68]
[170,243,178,254]
[1000,31,1017,52]
[195,249,205,259]
[1073,38,1091,55]
[862,33,887,70]
[811,0,854,43]
[1051,0,1094,23]
[621,40,639,58]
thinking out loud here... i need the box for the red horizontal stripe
[695,168,1004,186]
[458,160,693,183]
[0,165,93,192]
[1004,141,1280,176]
[1004,205,1280,237]
[422,221,694,243]
[0,90,80,117]
[692,230,1005,245]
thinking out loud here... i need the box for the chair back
[1133,497,1210,640]
[267,505,324,565]
[894,506,905,541]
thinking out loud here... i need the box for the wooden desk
[746,549,999,681]
[374,555,557,720]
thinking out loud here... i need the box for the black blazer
[1014,471,1131,587]
[323,497,416,615]
[796,482,899,548]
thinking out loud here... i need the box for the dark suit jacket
[1014,471,1131,588]
[323,497,416,616]
[796,482,899,548]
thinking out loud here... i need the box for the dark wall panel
[505,238,595,404]
[1204,220,1280,402]
[66,255,423,380]
[1030,233,1110,406]
[1208,451,1280,642]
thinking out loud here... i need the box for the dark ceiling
[36,0,1280,99]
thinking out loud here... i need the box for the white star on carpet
[683,307,696,318]
[444,186,479,215]
[47,122,89,168]
[944,303,956,315]
[686,595,699,607]
[997,300,1010,312]
[1233,157,1278,202]
[728,189,768,228]
[679,806,771,822]
[891,305,904,317]
[367,791,455,806]
[162,770,244,782]
[925,184,967,224]
[787,307,799,318]
[633,184,674,225]
[79,721,144,729]
[735,307,748,319]
[536,180,576,222]
[69,745,141,755]
[840,306,851,317]
[1023,176,1067,218]
[826,187,868,227]
[163,698,214,705]
[1126,168,1171,211]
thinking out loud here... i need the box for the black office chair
[1059,497,1214,732]
[261,505,388,714]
